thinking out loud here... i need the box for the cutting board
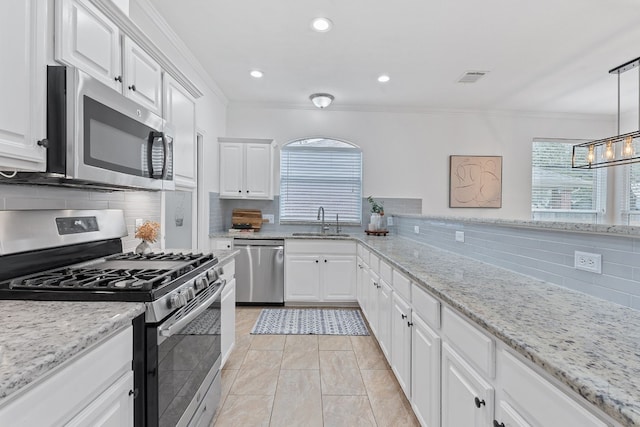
[232,209,265,230]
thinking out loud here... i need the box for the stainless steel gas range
[0,209,223,427]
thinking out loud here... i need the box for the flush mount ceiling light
[310,93,334,109]
[377,74,390,83]
[311,17,333,32]
[249,70,263,78]
[572,56,640,169]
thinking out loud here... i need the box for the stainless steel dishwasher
[234,239,285,304]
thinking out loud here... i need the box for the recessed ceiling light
[250,70,263,78]
[378,74,390,83]
[311,17,333,32]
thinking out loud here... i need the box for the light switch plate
[387,216,394,226]
[135,218,143,229]
[455,231,465,242]
[414,225,420,234]
[263,214,275,224]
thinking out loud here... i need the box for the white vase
[135,240,152,255]
[370,213,381,231]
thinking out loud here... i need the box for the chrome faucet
[317,207,328,233]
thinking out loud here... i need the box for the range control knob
[206,269,219,282]
[168,293,185,310]
[194,276,209,291]
[184,286,196,301]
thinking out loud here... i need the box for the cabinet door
[367,271,380,335]
[377,279,393,362]
[0,0,46,171]
[55,0,122,90]
[411,314,441,427]
[322,255,356,301]
[494,400,532,427]
[124,37,162,114]
[391,293,412,398]
[244,143,272,199]
[164,75,196,188]
[442,342,494,427]
[358,262,370,319]
[219,143,245,198]
[285,255,321,302]
[221,278,236,367]
[66,372,134,427]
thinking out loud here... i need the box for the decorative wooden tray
[365,229,389,236]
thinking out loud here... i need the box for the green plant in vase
[367,196,384,230]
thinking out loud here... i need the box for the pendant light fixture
[310,93,334,109]
[572,56,640,168]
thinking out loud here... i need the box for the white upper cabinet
[123,37,162,114]
[164,74,196,187]
[218,138,276,199]
[56,0,122,90]
[0,0,47,171]
[56,0,163,114]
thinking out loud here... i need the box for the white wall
[226,105,615,220]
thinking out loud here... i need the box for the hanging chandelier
[572,56,640,169]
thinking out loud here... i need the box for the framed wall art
[449,155,502,208]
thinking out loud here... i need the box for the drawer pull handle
[129,389,138,398]
[493,421,505,427]
[474,397,485,408]
[401,314,407,319]
[407,321,413,327]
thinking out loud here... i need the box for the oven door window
[156,297,221,426]
[83,96,169,178]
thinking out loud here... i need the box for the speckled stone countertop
[214,249,240,265]
[0,301,145,404]
[360,235,640,426]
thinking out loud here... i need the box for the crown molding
[126,0,228,104]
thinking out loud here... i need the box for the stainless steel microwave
[1,66,174,191]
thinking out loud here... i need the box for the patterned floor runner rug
[251,308,369,335]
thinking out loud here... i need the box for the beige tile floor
[212,307,420,427]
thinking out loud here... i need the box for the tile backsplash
[394,215,640,311]
[0,184,161,252]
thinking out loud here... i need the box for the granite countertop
[215,249,240,265]
[360,235,640,427]
[0,301,145,404]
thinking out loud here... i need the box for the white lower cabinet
[411,313,441,427]
[377,278,393,361]
[221,277,236,367]
[391,292,412,399]
[367,270,380,335]
[0,326,134,426]
[442,342,495,427]
[285,240,356,303]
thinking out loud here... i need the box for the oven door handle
[158,280,225,338]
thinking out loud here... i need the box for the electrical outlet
[387,216,394,226]
[455,231,465,242]
[414,225,420,234]
[135,218,143,229]
[574,251,602,274]
[262,214,275,224]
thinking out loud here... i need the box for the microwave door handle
[161,132,168,179]
[147,131,156,178]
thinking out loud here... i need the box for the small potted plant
[367,196,384,230]
[135,220,160,254]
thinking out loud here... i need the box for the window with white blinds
[531,139,606,223]
[280,138,362,224]
[620,164,640,225]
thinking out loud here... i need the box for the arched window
[280,138,362,224]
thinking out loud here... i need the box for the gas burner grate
[108,252,209,262]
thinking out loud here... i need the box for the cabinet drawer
[379,260,393,284]
[369,252,380,274]
[442,307,494,378]
[411,283,440,329]
[497,349,607,427]
[357,244,370,265]
[392,270,411,302]
[286,240,355,255]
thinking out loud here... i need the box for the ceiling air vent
[457,71,488,83]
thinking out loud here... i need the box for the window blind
[280,143,362,224]
[531,140,606,223]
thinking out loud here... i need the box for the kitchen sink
[292,232,350,237]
